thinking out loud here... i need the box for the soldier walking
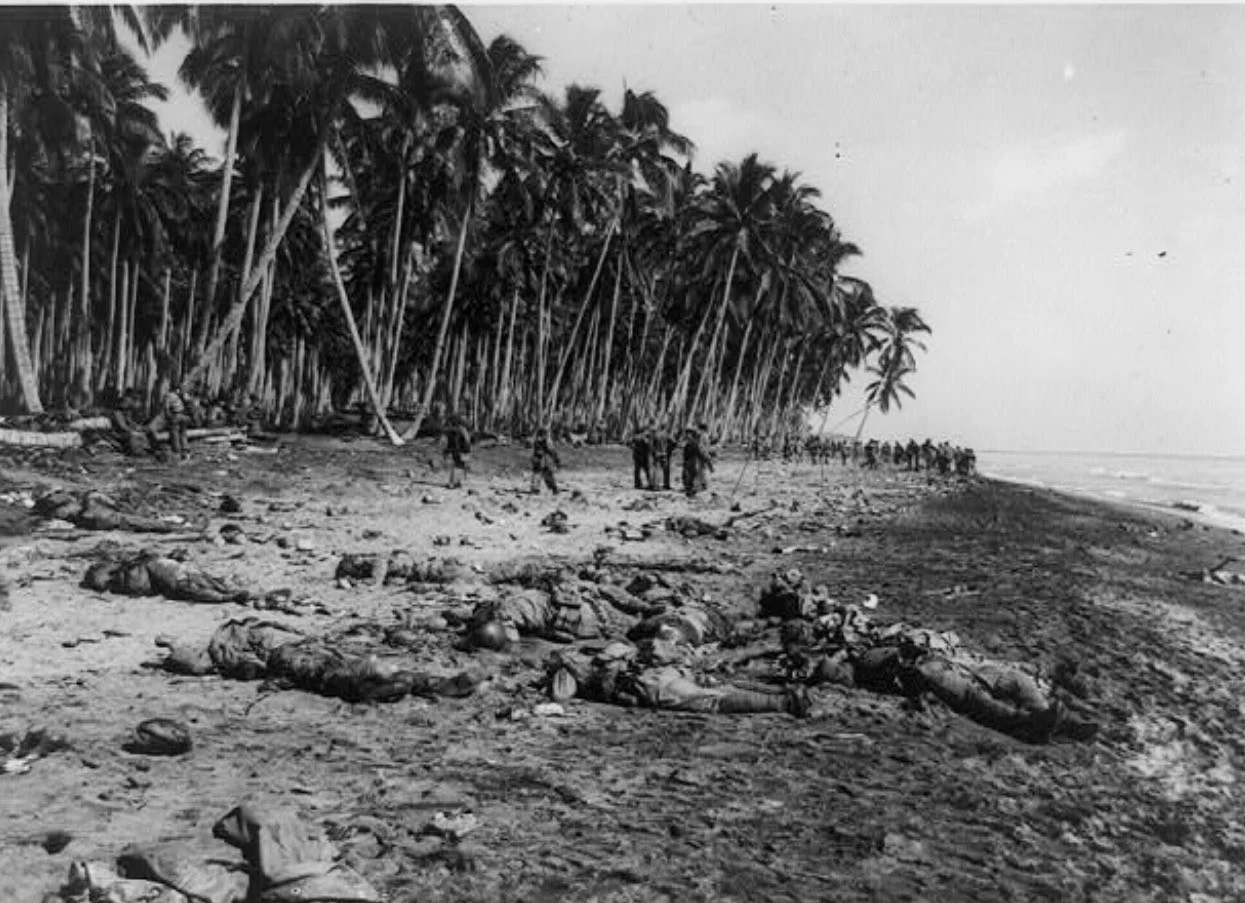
[530,427,562,494]
[443,414,472,489]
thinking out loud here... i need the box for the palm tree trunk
[102,207,121,384]
[381,241,414,409]
[158,266,172,352]
[318,160,403,446]
[534,222,555,421]
[764,339,794,433]
[186,121,331,386]
[77,140,96,398]
[201,82,243,359]
[674,245,738,417]
[487,294,504,425]
[497,286,519,421]
[179,267,196,380]
[450,328,468,414]
[853,403,873,442]
[0,92,34,412]
[545,215,617,418]
[389,135,410,289]
[777,340,808,431]
[594,255,624,424]
[722,316,754,434]
[744,330,780,435]
[400,193,473,441]
[113,259,129,390]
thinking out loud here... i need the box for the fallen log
[0,429,82,449]
[0,425,246,450]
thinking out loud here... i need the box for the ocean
[977,450,1245,533]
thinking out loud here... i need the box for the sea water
[977,450,1245,533]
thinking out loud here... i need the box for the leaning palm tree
[0,7,87,413]
[185,6,492,446]
[856,304,931,439]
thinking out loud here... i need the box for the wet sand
[2,437,1244,902]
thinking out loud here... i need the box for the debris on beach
[123,719,193,757]
[1,727,70,776]
[540,510,571,533]
[56,803,380,903]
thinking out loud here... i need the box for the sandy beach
[2,436,1244,902]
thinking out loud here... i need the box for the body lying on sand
[4,429,1244,902]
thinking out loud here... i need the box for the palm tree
[0,7,88,413]
[184,7,492,443]
[858,304,930,438]
[533,84,626,420]
[673,152,778,422]
[395,30,536,441]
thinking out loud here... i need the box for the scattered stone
[295,537,315,552]
[220,523,246,545]
[541,510,570,533]
[219,495,242,515]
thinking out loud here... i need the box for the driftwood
[0,425,245,450]
[0,429,83,449]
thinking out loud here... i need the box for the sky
[140,4,1245,457]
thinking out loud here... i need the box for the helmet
[469,620,511,652]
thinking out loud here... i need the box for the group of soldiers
[441,418,716,499]
[110,384,265,460]
[630,422,716,497]
[758,434,977,477]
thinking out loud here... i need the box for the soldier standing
[651,422,674,491]
[530,427,562,494]
[630,422,653,490]
[681,427,714,497]
[443,414,472,489]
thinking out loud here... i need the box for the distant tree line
[0,4,929,440]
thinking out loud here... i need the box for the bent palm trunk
[400,194,473,441]
[319,165,403,447]
[0,93,42,412]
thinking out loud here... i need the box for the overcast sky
[144,4,1245,456]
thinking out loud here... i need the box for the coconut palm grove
[0,4,929,438]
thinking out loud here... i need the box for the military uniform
[147,387,189,458]
[651,426,674,491]
[444,418,472,488]
[530,429,561,494]
[681,429,714,497]
[110,392,145,456]
[630,426,653,490]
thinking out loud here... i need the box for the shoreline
[981,468,1245,536]
[3,439,1245,901]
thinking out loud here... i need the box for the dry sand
[2,436,1244,902]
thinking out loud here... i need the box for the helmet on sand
[469,620,511,651]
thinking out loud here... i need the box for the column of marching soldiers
[758,433,977,477]
[101,380,976,492]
